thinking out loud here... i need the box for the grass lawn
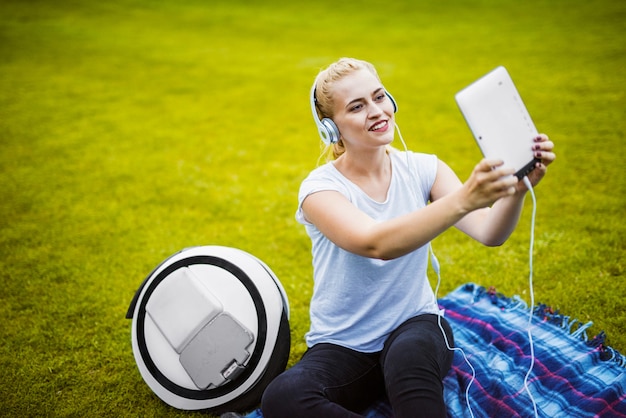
[1,0,624,416]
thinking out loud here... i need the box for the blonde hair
[313,58,382,161]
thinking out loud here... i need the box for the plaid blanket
[243,283,626,418]
[439,283,626,418]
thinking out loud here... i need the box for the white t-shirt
[296,150,440,352]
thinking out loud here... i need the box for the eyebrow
[345,87,385,109]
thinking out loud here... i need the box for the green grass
[1,0,624,415]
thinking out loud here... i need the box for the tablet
[455,66,540,180]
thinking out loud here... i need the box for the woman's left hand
[518,133,555,191]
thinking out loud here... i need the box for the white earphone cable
[522,175,539,418]
[432,246,477,418]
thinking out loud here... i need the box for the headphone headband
[310,81,398,145]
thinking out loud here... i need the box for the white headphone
[310,81,398,145]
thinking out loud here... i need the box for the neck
[335,147,390,178]
[334,148,392,202]
[335,148,389,171]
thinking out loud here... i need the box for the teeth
[371,121,386,131]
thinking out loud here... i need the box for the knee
[260,374,288,417]
[261,372,306,418]
[383,317,454,379]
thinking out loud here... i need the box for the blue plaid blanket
[244,283,626,418]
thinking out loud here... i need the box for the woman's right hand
[458,159,519,213]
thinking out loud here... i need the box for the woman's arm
[301,159,517,260]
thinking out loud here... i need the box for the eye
[375,93,386,102]
[349,103,363,112]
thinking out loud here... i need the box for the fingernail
[534,136,542,141]
[535,151,542,158]
[533,144,541,150]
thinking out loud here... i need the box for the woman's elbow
[485,241,505,248]
[356,245,395,260]
[480,235,507,247]
[351,241,403,261]
[364,241,411,260]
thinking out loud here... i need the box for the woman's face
[331,69,396,149]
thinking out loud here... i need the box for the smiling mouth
[369,120,387,131]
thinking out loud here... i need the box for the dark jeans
[261,314,454,418]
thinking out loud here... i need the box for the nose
[368,101,384,118]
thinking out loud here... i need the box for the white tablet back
[455,66,539,179]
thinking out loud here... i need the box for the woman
[261,58,555,418]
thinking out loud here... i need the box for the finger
[490,165,516,180]
[497,173,519,189]
[477,158,504,172]
[533,140,555,152]
[534,150,556,165]
[477,159,519,178]
[495,180,517,197]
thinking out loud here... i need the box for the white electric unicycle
[126,246,290,413]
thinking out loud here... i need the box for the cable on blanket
[431,246,477,418]
[522,175,539,418]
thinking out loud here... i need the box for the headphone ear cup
[319,117,340,145]
[386,91,398,113]
[311,83,341,145]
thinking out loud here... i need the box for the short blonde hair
[313,58,382,160]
